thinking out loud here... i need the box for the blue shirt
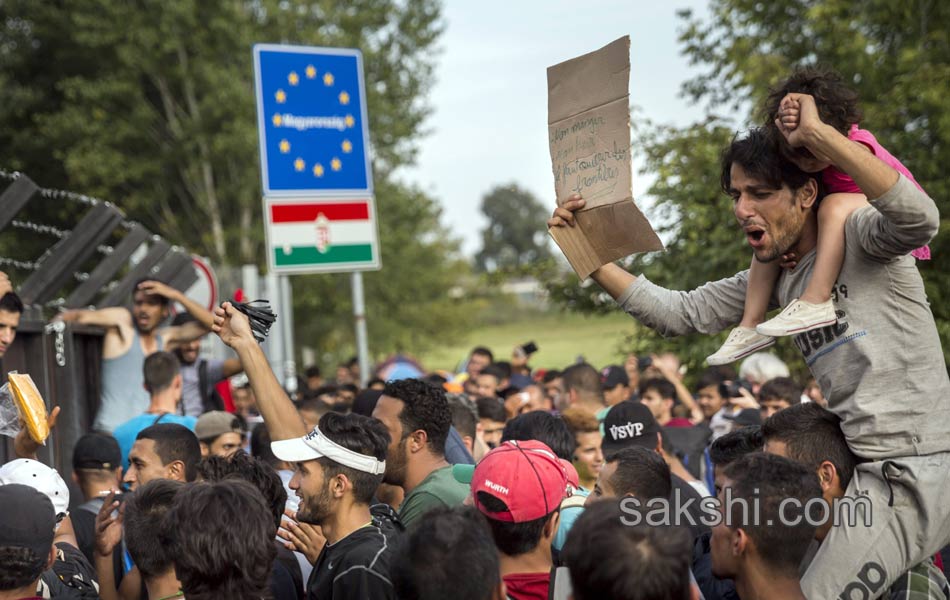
[553,487,590,551]
[114,413,197,472]
[444,426,474,465]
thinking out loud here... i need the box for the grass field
[417,311,639,373]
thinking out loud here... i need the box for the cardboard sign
[547,36,663,279]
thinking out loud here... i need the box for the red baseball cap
[558,459,580,491]
[472,440,569,523]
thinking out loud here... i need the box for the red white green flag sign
[264,197,381,274]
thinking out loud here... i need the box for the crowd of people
[0,68,949,600]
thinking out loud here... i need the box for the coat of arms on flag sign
[315,213,331,253]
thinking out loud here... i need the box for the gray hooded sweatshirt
[617,175,947,460]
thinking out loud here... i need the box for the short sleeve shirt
[179,358,226,417]
[114,413,197,471]
[397,465,469,529]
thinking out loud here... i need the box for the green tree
[546,0,950,375]
[677,0,950,363]
[0,0,477,360]
[292,179,474,362]
[475,183,553,273]
[0,0,442,265]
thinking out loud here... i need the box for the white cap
[0,458,70,516]
[271,427,386,475]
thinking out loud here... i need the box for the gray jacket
[618,175,947,459]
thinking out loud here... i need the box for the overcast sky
[399,0,712,256]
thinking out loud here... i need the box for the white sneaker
[707,327,775,366]
[755,298,837,337]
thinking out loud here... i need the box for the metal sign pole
[351,271,370,386]
[279,274,297,393]
[264,270,284,378]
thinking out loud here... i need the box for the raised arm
[778,93,939,258]
[212,302,307,441]
[548,196,639,298]
[58,307,132,330]
[652,358,704,423]
[549,196,749,337]
[138,280,215,347]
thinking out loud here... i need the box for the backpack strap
[152,412,169,426]
[549,566,573,600]
[77,499,104,516]
[198,359,211,412]
[559,494,587,510]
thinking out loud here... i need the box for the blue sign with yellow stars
[253,44,373,196]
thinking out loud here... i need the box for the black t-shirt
[37,542,100,599]
[306,505,403,600]
[671,474,711,541]
[72,500,125,585]
[692,532,740,600]
[271,556,303,600]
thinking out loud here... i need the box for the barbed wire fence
[0,169,198,317]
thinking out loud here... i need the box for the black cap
[170,312,198,327]
[0,483,56,559]
[602,401,661,458]
[600,365,629,390]
[73,433,122,470]
[724,408,762,428]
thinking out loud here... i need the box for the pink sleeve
[847,125,882,155]
[823,126,922,194]
[822,167,862,194]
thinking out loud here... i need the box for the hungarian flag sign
[265,198,380,273]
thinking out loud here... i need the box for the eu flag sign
[253,44,373,197]
[254,43,380,275]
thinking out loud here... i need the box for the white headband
[271,426,386,475]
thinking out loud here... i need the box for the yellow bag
[8,372,49,443]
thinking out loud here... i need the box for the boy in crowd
[0,280,22,359]
[640,378,686,427]
[113,351,195,470]
[762,404,950,598]
[757,376,802,419]
[462,346,494,396]
[0,484,57,600]
[372,379,469,528]
[165,480,277,600]
[392,506,507,600]
[194,410,247,458]
[476,397,507,450]
[711,453,821,599]
[694,370,731,440]
[600,365,631,407]
[585,446,672,505]
[118,480,184,600]
[474,364,508,399]
[123,423,201,491]
[169,312,242,416]
[564,500,698,600]
[272,412,399,599]
[559,407,604,492]
[561,363,608,420]
[69,433,124,583]
[471,440,567,600]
